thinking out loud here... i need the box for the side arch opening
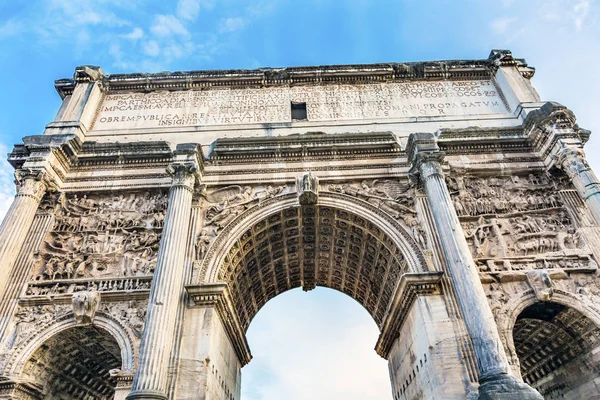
[21,325,122,399]
[513,301,600,399]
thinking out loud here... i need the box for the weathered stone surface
[0,50,598,399]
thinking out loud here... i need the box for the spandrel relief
[24,190,168,297]
[327,179,427,249]
[201,183,293,236]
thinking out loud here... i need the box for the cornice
[438,126,532,155]
[54,50,530,96]
[208,131,402,165]
[375,272,443,358]
[185,282,252,366]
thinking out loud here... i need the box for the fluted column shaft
[128,162,198,400]
[419,160,510,379]
[0,171,48,300]
[556,146,600,224]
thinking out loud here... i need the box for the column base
[478,375,543,400]
[126,391,167,400]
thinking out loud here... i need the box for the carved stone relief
[450,173,597,277]
[326,179,428,249]
[201,184,293,236]
[27,191,167,295]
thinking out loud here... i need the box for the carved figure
[526,270,553,301]
[72,291,101,325]
[195,229,212,260]
[298,173,318,205]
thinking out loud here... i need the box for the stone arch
[200,192,429,332]
[497,290,600,399]
[7,314,134,378]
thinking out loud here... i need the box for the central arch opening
[216,205,412,333]
[205,201,424,399]
[241,287,391,399]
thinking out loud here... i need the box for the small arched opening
[20,325,122,399]
[513,301,600,399]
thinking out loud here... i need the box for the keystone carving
[298,172,318,205]
[72,291,101,325]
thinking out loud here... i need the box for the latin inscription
[94,81,507,129]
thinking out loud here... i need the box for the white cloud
[177,0,214,21]
[573,0,591,30]
[122,27,144,41]
[219,17,246,33]
[0,143,16,222]
[150,14,190,37]
[143,40,161,57]
[0,18,24,40]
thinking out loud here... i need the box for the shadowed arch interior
[20,325,122,399]
[217,205,409,331]
[513,301,600,398]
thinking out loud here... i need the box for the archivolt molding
[4,312,135,378]
[200,191,427,285]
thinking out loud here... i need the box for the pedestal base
[478,375,543,400]
[125,391,167,400]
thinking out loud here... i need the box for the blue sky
[0,1,599,399]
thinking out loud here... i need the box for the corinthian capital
[166,143,203,191]
[14,169,54,201]
[554,144,589,177]
[407,132,446,181]
[166,162,198,191]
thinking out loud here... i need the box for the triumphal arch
[0,50,599,399]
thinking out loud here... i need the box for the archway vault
[200,193,428,332]
[188,193,436,365]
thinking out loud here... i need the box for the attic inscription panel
[95,81,507,130]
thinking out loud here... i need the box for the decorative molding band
[19,276,153,306]
[185,283,252,366]
[375,271,444,358]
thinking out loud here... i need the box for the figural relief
[195,184,293,264]
[327,179,428,249]
[450,173,598,275]
[25,190,167,297]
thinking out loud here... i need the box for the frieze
[23,276,152,299]
[448,173,568,217]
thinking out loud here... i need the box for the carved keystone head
[72,291,101,325]
[525,270,553,302]
[298,172,318,205]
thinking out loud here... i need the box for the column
[407,133,542,400]
[128,145,201,400]
[0,169,49,301]
[555,144,600,224]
